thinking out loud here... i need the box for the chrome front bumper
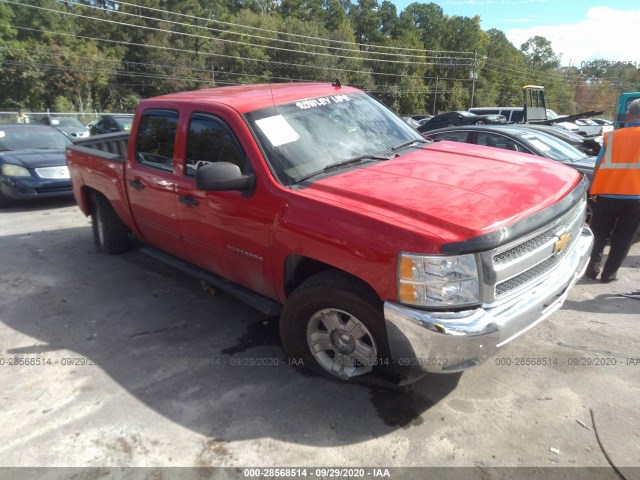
[384,226,594,373]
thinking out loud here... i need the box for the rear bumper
[384,226,593,373]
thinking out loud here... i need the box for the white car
[553,121,580,134]
[574,118,603,137]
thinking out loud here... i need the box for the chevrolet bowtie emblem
[553,232,571,254]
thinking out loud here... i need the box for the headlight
[2,164,31,177]
[398,253,480,308]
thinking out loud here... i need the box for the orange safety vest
[590,126,640,196]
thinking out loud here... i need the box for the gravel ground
[1,198,638,480]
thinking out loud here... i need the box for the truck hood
[0,149,67,169]
[300,141,581,244]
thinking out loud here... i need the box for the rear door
[126,109,183,257]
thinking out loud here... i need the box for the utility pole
[433,75,438,115]
[470,51,477,109]
[211,64,223,86]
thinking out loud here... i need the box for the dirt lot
[1,199,639,479]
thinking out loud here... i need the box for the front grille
[493,200,584,266]
[495,227,581,296]
[482,197,586,304]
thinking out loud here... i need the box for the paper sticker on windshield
[51,119,60,125]
[296,95,350,110]
[528,139,551,152]
[0,131,4,139]
[255,115,300,147]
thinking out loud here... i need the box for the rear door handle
[129,179,145,190]
[179,195,200,207]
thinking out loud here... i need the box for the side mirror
[196,162,255,192]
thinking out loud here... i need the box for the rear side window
[470,109,499,115]
[430,131,469,143]
[476,132,520,151]
[135,109,178,172]
[184,114,246,177]
[509,110,524,123]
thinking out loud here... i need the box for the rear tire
[280,270,390,382]
[91,193,131,254]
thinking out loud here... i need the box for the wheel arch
[283,254,381,303]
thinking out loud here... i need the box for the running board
[140,247,282,317]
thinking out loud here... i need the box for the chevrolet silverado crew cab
[66,83,593,383]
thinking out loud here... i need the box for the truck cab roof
[148,82,360,114]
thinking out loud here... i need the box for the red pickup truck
[66,82,593,383]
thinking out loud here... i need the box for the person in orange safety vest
[585,99,640,283]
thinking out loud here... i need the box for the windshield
[244,92,425,184]
[516,130,587,162]
[49,118,84,127]
[0,128,71,151]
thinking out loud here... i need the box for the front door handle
[179,195,200,207]
[129,179,145,190]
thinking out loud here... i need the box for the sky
[389,0,640,67]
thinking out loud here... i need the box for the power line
[9,25,462,81]
[113,0,475,56]
[20,0,462,61]
[7,1,470,67]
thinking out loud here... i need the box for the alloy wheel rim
[306,308,378,380]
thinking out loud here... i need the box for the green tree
[520,36,560,70]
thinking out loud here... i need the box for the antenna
[332,78,342,88]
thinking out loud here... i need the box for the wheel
[474,120,486,125]
[280,270,389,381]
[91,193,131,254]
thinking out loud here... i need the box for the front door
[174,112,275,298]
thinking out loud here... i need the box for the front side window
[244,92,425,184]
[135,109,178,172]
[185,114,246,177]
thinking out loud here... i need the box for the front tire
[280,271,389,381]
[91,193,131,254]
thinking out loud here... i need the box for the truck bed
[66,133,134,228]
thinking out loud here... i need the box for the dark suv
[89,115,134,136]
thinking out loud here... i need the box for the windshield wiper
[293,154,389,185]
[323,154,389,173]
[389,138,430,152]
